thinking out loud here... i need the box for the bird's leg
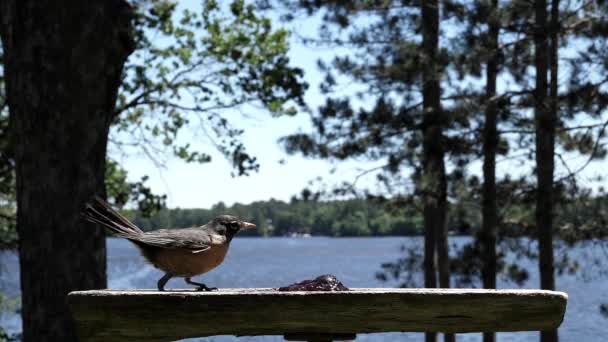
[157,273,173,291]
[185,277,217,291]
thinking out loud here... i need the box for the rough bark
[421,0,451,341]
[534,0,558,341]
[0,1,134,341]
[481,1,500,341]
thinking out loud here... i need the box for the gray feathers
[137,228,224,251]
[82,197,224,253]
[83,197,143,238]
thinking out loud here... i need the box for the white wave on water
[108,264,156,289]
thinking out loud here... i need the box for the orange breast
[152,244,229,277]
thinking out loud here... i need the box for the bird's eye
[228,221,239,230]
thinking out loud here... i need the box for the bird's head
[208,215,256,241]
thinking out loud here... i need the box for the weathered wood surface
[68,288,567,342]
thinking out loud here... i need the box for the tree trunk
[0,1,134,341]
[534,0,558,341]
[421,1,451,341]
[482,1,500,342]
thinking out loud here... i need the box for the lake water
[1,237,607,341]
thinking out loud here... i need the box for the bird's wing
[134,228,225,252]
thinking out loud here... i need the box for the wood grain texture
[68,288,567,342]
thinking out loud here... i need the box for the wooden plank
[68,288,567,342]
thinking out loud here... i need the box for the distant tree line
[269,1,608,341]
[123,190,608,239]
[0,1,306,340]
[126,198,424,237]
[1,0,607,341]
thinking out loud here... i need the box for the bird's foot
[185,277,217,291]
[195,284,218,292]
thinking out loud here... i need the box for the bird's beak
[239,221,256,230]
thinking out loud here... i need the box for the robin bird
[82,197,255,291]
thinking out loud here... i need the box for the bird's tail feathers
[82,197,144,238]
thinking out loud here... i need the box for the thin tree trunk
[436,204,452,342]
[0,1,134,341]
[482,1,500,342]
[421,1,450,341]
[534,0,558,341]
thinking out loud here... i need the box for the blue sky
[115,2,607,209]
[116,10,373,209]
